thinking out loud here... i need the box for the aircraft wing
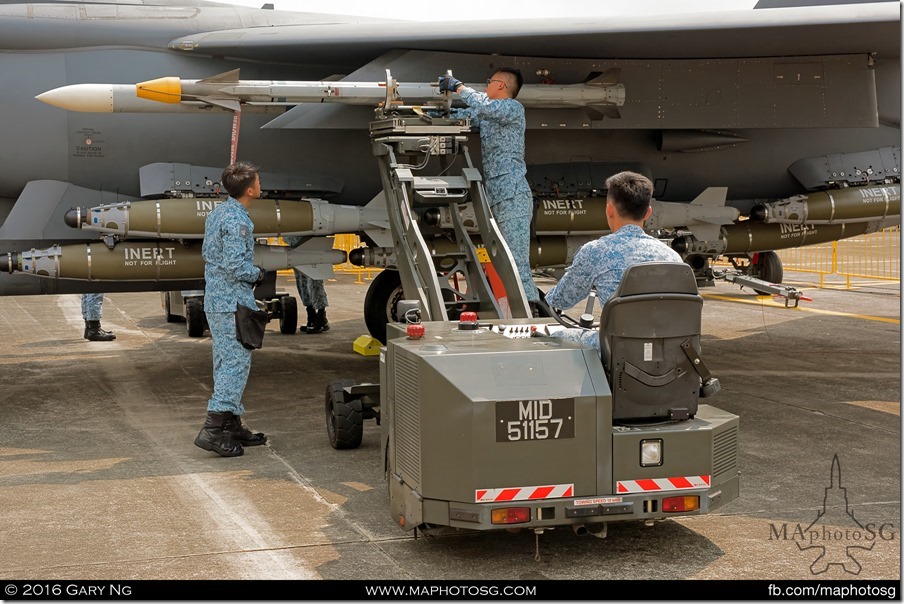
[166,2,900,62]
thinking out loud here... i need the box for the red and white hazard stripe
[475,483,573,503]
[616,475,710,494]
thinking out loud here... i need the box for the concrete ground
[0,270,899,585]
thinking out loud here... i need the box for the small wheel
[751,251,783,295]
[326,379,363,450]
[279,295,297,334]
[164,292,182,323]
[185,297,206,338]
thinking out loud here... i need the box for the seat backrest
[599,262,704,422]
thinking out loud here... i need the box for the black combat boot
[194,412,244,457]
[300,306,317,333]
[223,412,267,446]
[315,308,329,333]
[306,306,324,334]
[84,320,116,341]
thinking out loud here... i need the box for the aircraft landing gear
[363,270,403,345]
[729,251,783,295]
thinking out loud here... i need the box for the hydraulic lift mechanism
[326,71,740,541]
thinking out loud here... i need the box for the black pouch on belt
[235,304,269,350]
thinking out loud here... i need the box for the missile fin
[691,187,729,206]
[362,193,393,248]
[582,105,621,121]
[584,68,621,87]
[198,69,241,84]
[292,236,342,280]
[686,224,723,242]
[197,97,241,112]
[293,264,334,280]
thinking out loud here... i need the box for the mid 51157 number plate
[495,399,575,442]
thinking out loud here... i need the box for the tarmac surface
[0,270,900,586]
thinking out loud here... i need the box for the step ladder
[368,71,531,321]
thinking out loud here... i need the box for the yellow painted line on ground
[846,401,900,416]
[701,293,900,324]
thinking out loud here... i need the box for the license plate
[495,399,575,442]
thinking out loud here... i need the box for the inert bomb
[749,184,900,224]
[424,190,738,240]
[66,197,388,240]
[671,219,891,257]
[349,235,595,270]
[5,241,346,281]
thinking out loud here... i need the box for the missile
[65,197,390,240]
[749,184,900,224]
[671,218,892,257]
[4,241,346,282]
[36,69,626,115]
[646,188,739,241]
[422,189,738,240]
[349,235,595,270]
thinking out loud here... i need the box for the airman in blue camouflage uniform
[283,235,330,334]
[194,161,268,457]
[544,171,684,350]
[81,292,115,341]
[440,68,540,305]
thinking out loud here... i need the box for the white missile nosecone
[36,70,626,114]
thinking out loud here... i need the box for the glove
[438,75,462,93]
[253,266,266,287]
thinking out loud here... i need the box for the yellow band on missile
[136,77,183,104]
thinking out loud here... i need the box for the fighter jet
[0,0,899,339]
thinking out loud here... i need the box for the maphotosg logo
[769,454,897,575]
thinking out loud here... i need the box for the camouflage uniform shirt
[452,87,532,219]
[202,197,261,312]
[544,224,684,349]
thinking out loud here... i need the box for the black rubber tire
[279,295,297,334]
[185,297,206,338]
[364,269,403,345]
[752,251,783,295]
[326,379,363,450]
[164,292,182,323]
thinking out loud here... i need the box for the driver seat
[599,262,720,423]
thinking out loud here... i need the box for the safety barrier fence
[776,226,900,288]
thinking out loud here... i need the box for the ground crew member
[81,292,116,341]
[283,235,330,334]
[194,160,268,457]
[544,171,684,350]
[438,68,541,311]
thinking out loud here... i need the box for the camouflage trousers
[81,293,104,321]
[206,310,252,415]
[293,270,329,309]
[494,199,539,303]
